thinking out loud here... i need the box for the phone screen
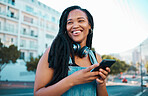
[90,59,116,72]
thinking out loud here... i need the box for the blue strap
[88,50,98,64]
[69,50,98,65]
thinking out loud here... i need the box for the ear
[89,23,91,30]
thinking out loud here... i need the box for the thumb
[85,63,99,72]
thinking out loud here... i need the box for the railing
[0,25,18,34]
[20,30,38,38]
[0,0,15,6]
[0,11,19,20]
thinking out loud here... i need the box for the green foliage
[26,55,42,72]
[101,55,130,75]
[127,65,137,72]
[0,41,21,71]
[145,61,148,73]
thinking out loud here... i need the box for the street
[0,85,148,96]
[0,88,33,96]
[0,75,148,96]
[107,85,148,96]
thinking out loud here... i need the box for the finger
[85,63,99,72]
[96,78,104,84]
[88,76,99,81]
[90,71,100,77]
[98,71,107,80]
[99,68,108,76]
[106,67,110,72]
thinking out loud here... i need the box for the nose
[72,22,79,29]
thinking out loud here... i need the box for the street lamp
[139,43,143,92]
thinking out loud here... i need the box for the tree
[145,61,148,73]
[102,55,130,75]
[26,55,42,72]
[0,41,20,72]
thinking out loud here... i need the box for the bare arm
[34,48,101,96]
[95,53,110,96]
[34,48,74,96]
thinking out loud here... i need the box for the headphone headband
[73,43,89,58]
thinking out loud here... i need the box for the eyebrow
[67,17,86,22]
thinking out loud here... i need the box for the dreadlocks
[45,5,94,87]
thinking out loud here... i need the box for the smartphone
[90,59,116,72]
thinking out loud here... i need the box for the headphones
[71,43,98,64]
[73,43,90,58]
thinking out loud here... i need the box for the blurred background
[0,0,148,96]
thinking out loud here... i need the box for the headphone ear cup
[73,43,81,54]
[79,46,89,58]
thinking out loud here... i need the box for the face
[66,9,91,46]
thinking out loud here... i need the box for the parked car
[142,80,147,87]
[132,75,136,78]
[122,78,128,83]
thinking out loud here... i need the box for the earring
[89,29,93,34]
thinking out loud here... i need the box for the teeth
[73,31,81,34]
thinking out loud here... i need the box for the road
[0,75,148,96]
[0,88,33,96]
[0,86,148,96]
[107,85,148,96]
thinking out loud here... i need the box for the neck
[79,40,87,48]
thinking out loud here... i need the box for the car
[143,76,148,81]
[142,80,147,87]
[132,75,136,78]
[122,78,128,83]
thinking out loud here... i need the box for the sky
[38,0,148,55]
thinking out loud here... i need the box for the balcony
[0,11,19,20]
[20,30,38,39]
[0,0,15,6]
[0,25,18,35]
[20,43,38,51]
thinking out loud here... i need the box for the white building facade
[0,0,60,81]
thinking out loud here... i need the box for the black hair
[45,5,94,87]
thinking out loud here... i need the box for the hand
[96,67,110,84]
[70,63,100,86]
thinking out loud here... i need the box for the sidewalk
[0,81,34,89]
[106,81,141,86]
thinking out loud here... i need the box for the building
[0,0,60,61]
[0,0,60,81]
[132,49,140,65]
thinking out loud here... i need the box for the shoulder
[94,52,102,63]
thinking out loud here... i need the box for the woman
[34,5,110,96]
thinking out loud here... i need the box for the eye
[67,21,73,25]
[78,19,85,23]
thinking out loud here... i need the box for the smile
[73,30,81,34]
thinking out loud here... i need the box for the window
[19,52,25,59]
[24,16,33,23]
[26,5,34,13]
[51,17,55,22]
[11,38,13,43]
[20,39,26,47]
[10,12,14,18]
[31,30,34,36]
[23,28,26,35]
[46,34,54,39]
[0,21,1,30]
[45,43,48,48]
[29,52,33,58]
[38,2,41,5]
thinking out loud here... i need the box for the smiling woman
[66,9,91,46]
[34,5,110,96]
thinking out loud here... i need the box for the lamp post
[140,43,143,92]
